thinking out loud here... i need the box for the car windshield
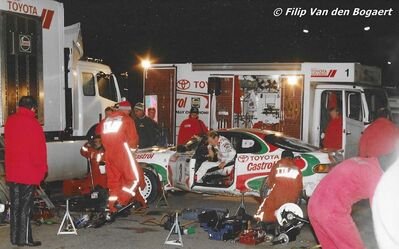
[184,135,205,151]
[264,134,318,152]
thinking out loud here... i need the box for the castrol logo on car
[136,153,155,160]
[237,153,280,172]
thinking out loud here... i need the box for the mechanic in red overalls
[308,116,399,249]
[63,130,107,196]
[177,107,208,145]
[100,101,146,213]
[254,150,303,223]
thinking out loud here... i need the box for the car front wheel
[140,168,160,204]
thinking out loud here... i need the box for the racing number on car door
[174,155,191,188]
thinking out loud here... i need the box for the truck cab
[0,1,121,183]
[312,84,389,158]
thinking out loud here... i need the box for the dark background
[57,0,399,103]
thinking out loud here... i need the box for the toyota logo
[238,155,249,163]
[177,79,190,90]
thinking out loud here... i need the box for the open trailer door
[0,10,43,125]
[144,67,176,145]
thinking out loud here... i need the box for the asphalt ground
[0,193,377,249]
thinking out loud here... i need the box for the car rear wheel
[140,168,160,204]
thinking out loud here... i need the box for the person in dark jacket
[133,102,160,148]
[5,96,47,247]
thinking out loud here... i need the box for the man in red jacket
[322,107,343,150]
[100,101,146,215]
[5,96,47,247]
[177,107,208,145]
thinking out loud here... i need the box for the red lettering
[176,97,187,108]
[136,153,154,160]
[247,161,277,171]
[193,81,207,89]
[8,1,38,15]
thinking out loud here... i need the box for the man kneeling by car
[195,131,236,183]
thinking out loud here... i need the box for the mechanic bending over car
[254,150,303,223]
[194,131,237,183]
[100,101,147,217]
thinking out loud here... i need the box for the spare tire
[140,168,160,204]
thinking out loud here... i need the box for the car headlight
[313,164,331,173]
[328,150,344,164]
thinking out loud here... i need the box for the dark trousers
[8,182,35,245]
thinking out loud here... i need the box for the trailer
[0,0,122,218]
[143,62,389,158]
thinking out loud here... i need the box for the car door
[232,133,278,194]
[344,90,365,158]
[172,152,194,191]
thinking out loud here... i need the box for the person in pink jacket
[308,117,399,249]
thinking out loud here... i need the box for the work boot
[17,241,42,247]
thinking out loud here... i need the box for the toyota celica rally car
[136,128,342,203]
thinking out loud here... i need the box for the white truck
[144,63,389,158]
[0,0,122,220]
[385,87,399,125]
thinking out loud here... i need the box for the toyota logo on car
[238,155,249,163]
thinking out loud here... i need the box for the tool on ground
[164,212,183,247]
[57,199,77,235]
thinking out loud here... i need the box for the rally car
[136,129,342,203]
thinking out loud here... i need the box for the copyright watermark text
[273,7,394,18]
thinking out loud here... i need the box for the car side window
[82,72,95,96]
[223,133,262,154]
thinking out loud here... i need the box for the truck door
[317,90,343,150]
[344,90,364,158]
[0,12,43,124]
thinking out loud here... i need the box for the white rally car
[137,129,342,203]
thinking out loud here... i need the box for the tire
[140,168,160,204]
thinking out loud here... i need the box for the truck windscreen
[364,89,389,122]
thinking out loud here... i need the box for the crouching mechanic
[63,129,107,196]
[254,150,303,223]
[100,101,147,215]
[195,131,236,183]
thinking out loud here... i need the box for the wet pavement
[0,193,377,249]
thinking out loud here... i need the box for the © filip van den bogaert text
[282,7,394,18]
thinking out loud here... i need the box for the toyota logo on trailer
[177,79,190,90]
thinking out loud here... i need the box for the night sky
[57,0,399,102]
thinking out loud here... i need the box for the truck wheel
[140,168,160,204]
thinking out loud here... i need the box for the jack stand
[235,192,246,216]
[36,186,55,209]
[156,186,169,208]
[164,212,183,247]
[57,199,77,235]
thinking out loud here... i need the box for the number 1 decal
[345,69,349,77]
